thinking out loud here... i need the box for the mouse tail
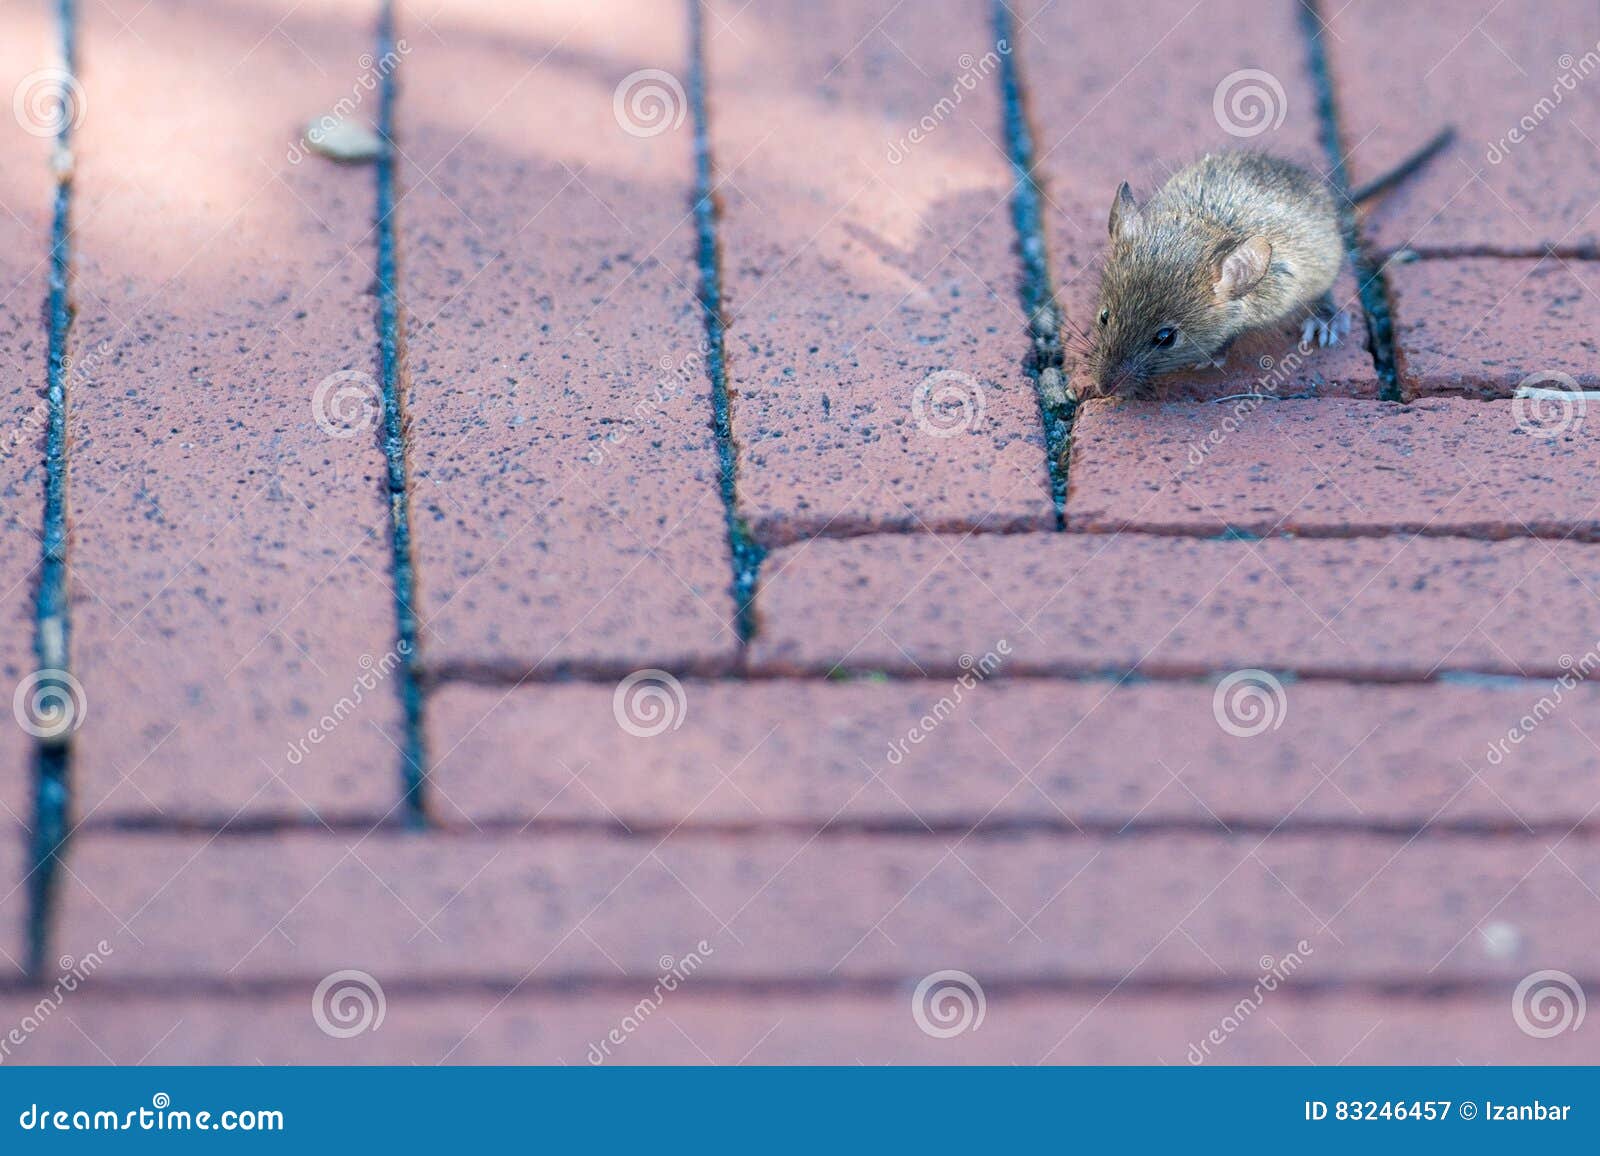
[1347,126,1455,204]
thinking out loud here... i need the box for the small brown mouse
[1076,128,1453,398]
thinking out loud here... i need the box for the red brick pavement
[1,0,1598,1066]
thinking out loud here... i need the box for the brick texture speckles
[399,0,738,676]
[752,534,1600,679]
[1389,258,1600,398]
[430,680,1600,828]
[707,0,1054,543]
[1068,397,1600,537]
[66,0,404,823]
[0,5,56,839]
[1326,0,1600,255]
[55,831,1600,984]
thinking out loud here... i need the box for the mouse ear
[1214,235,1272,299]
[1108,181,1140,239]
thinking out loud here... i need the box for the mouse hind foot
[1300,294,1353,348]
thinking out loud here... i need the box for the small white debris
[305,118,383,164]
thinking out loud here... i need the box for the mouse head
[1078,181,1273,399]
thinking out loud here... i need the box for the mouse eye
[1152,326,1179,348]
[1097,308,1109,328]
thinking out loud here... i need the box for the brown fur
[1080,152,1342,398]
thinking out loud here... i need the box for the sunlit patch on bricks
[911,970,985,1039]
[1511,970,1585,1039]
[1211,69,1287,138]
[612,670,688,739]
[612,68,686,138]
[1211,671,1288,739]
[312,970,386,1039]
[13,668,87,743]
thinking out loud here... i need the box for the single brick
[707,0,1054,543]
[0,6,57,835]
[64,0,406,823]
[54,831,1600,984]
[1068,396,1600,537]
[1016,0,1378,399]
[0,989,1587,1065]
[1389,257,1600,398]
[1326,0,1600,254]
[750,534,1600,678]
[398,0,738,674]
[429,678,1600,829]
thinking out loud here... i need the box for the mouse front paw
[1301,309,1353,349]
